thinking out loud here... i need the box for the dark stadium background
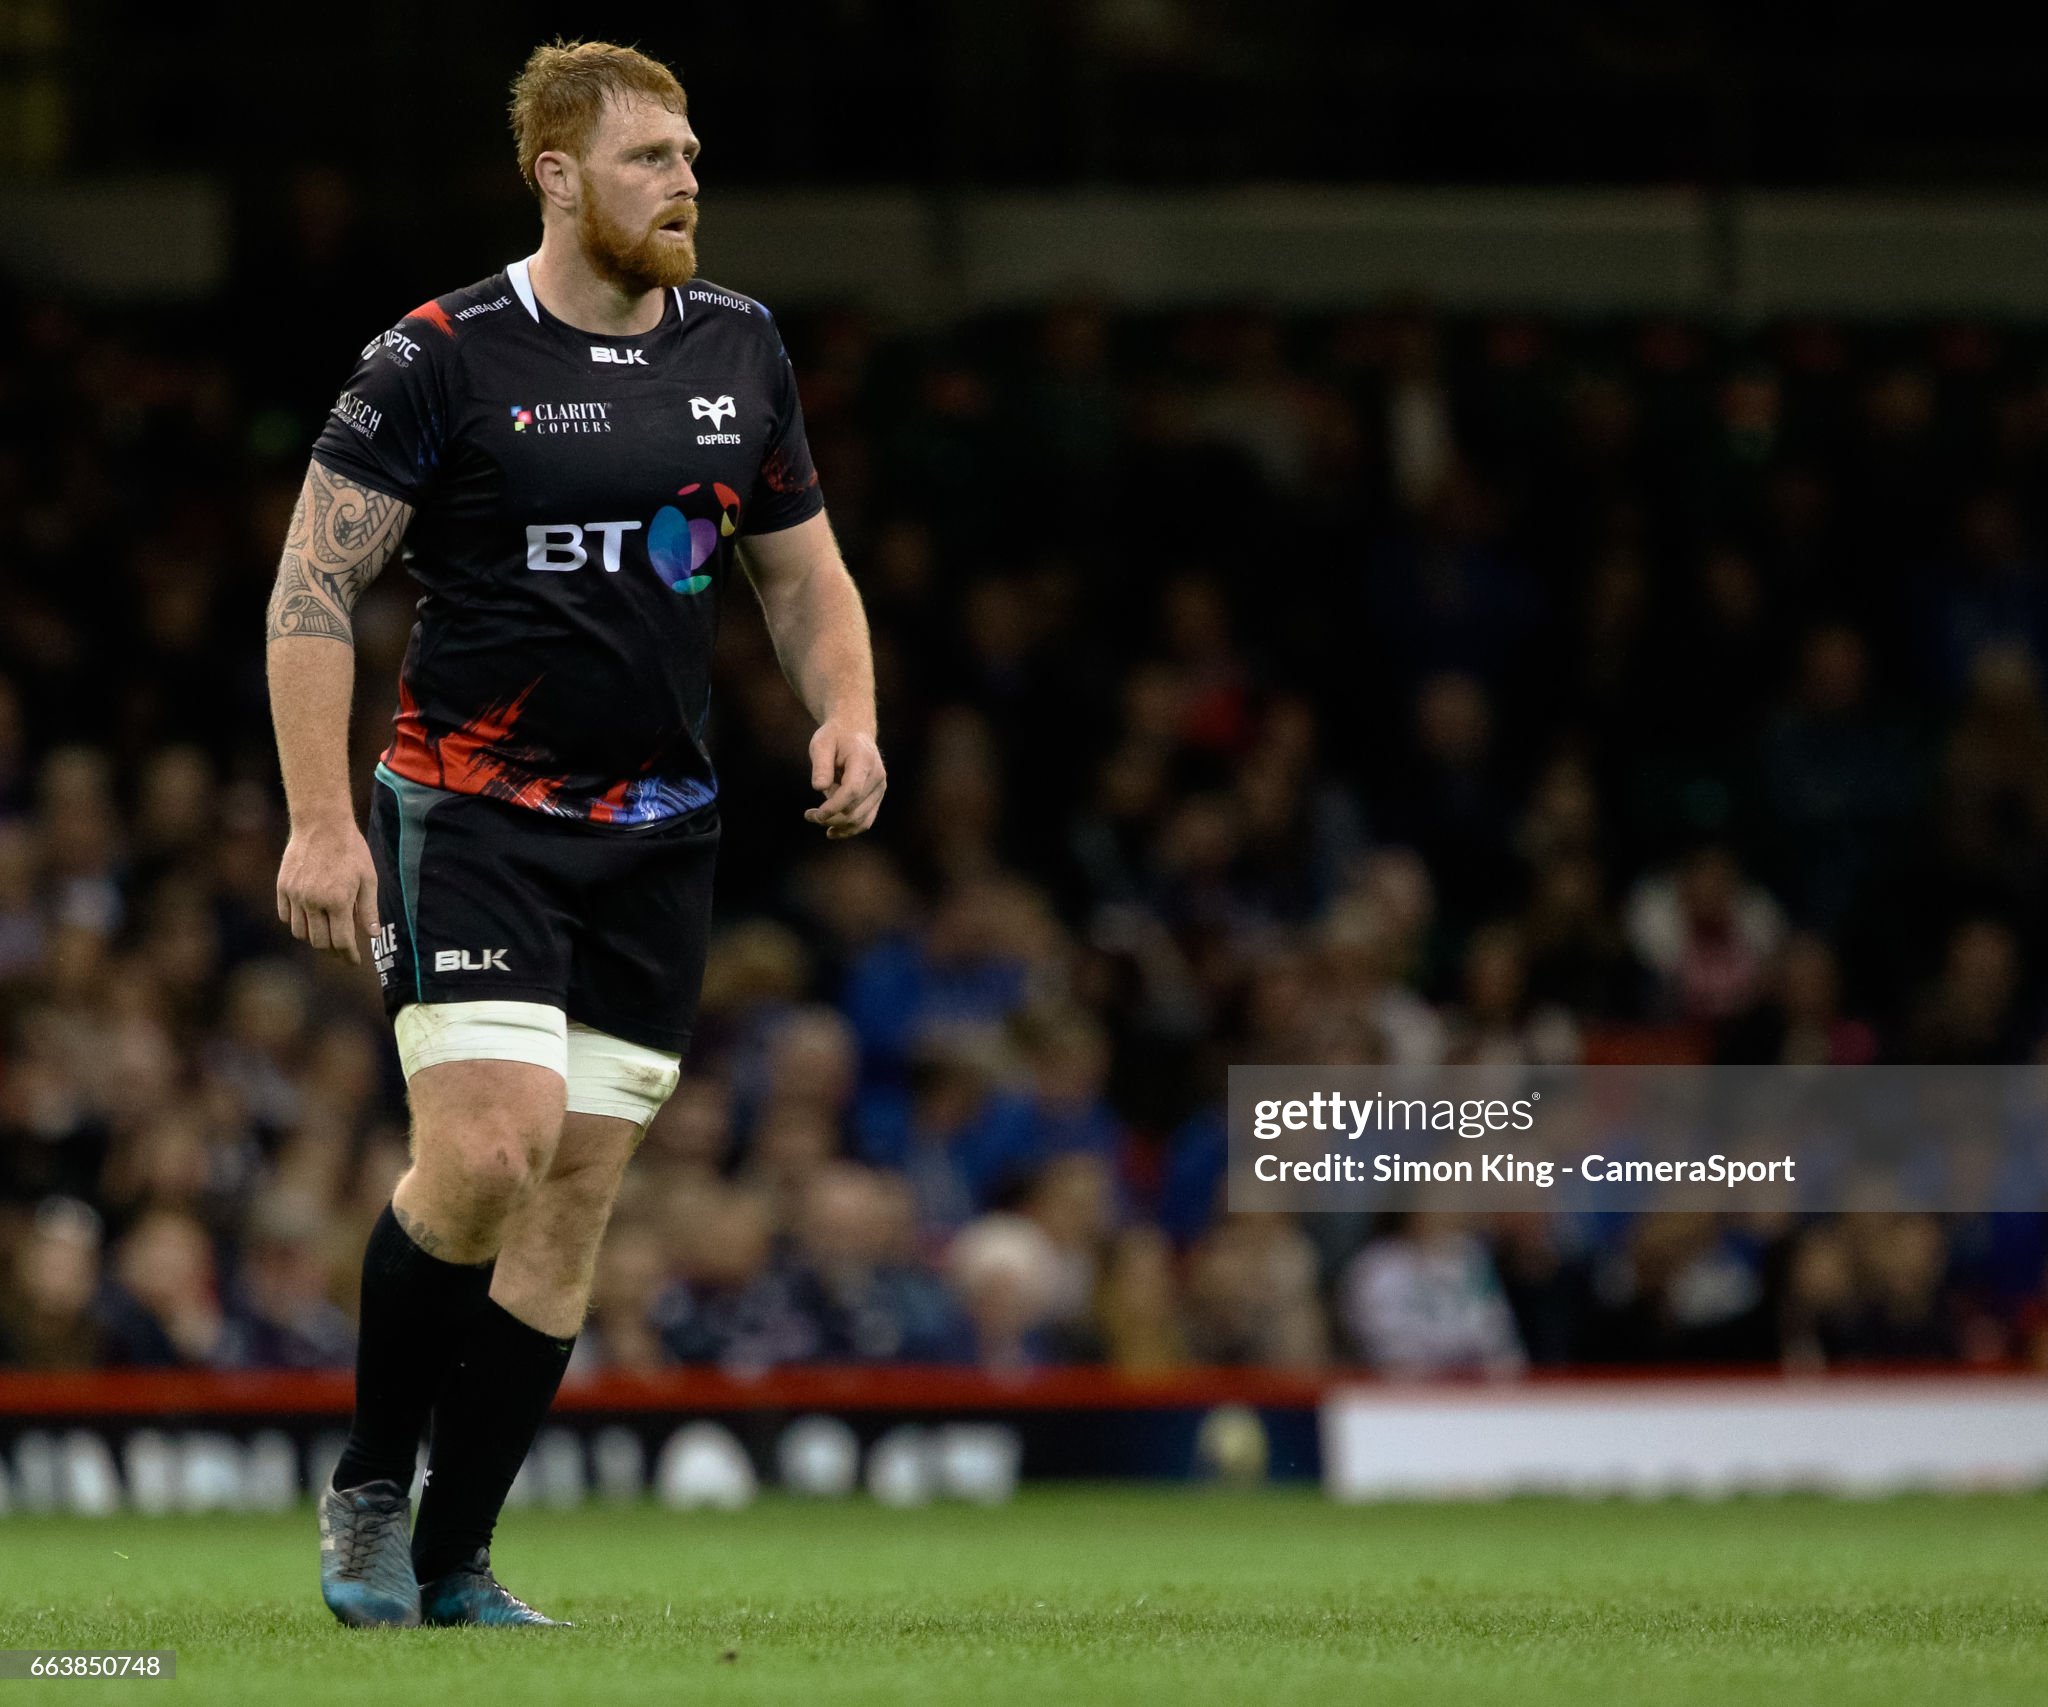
[5,1,2048,1433]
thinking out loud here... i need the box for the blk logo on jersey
[523,481,742,596]
[591,346,648,365]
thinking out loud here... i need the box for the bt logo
[526,521,641,573]
[524,481,743,595]
[591,346,648,365]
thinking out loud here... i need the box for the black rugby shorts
[365,764,720,1054]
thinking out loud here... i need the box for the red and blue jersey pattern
[310,263,823,825]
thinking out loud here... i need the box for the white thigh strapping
[564,1022,682,1130]
[394,999,568,1081]
[391,1003,679,1131]
[565,1020,684,1122]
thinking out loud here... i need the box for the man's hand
[805,721,886,839]
[276,821,381,965]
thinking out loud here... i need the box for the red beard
[579,194,698,295]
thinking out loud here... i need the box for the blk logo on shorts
[435,948,509,972]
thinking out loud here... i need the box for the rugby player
[265,40,884,1627]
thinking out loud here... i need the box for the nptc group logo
[648,482,742,594]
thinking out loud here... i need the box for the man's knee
[405,1054,569,1221]
[429,1113,555,1209]
[531,1124,637,1234]
[489,1122,638,1331]
[532,1154,611,1230]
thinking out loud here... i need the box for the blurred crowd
[3,247,2048,1377]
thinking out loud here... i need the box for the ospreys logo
[691,394,740,445]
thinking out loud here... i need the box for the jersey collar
[508,255,541,321]
[507,254,690,333]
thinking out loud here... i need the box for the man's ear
[533,149,579,213]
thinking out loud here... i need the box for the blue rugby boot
[418,1549,571,1628]
[318,1479,421,1628]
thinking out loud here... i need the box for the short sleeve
[741,347,825,536]
[308,315,451,505]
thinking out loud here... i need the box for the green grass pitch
[2,1489,2045,1705]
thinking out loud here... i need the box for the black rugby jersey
[310,259,824,825]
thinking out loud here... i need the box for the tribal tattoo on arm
[264,462,414,645]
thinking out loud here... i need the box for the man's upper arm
[738,509,839,603]
[740,329,825,538]
[271,300,451,643]
[265,461,413,644]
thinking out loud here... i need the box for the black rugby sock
[331,1204,494,1494]
[410,1298,575,1583]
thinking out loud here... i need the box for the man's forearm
[759,558,877,735]
[269,638,360,831]
[741,515,887,837]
